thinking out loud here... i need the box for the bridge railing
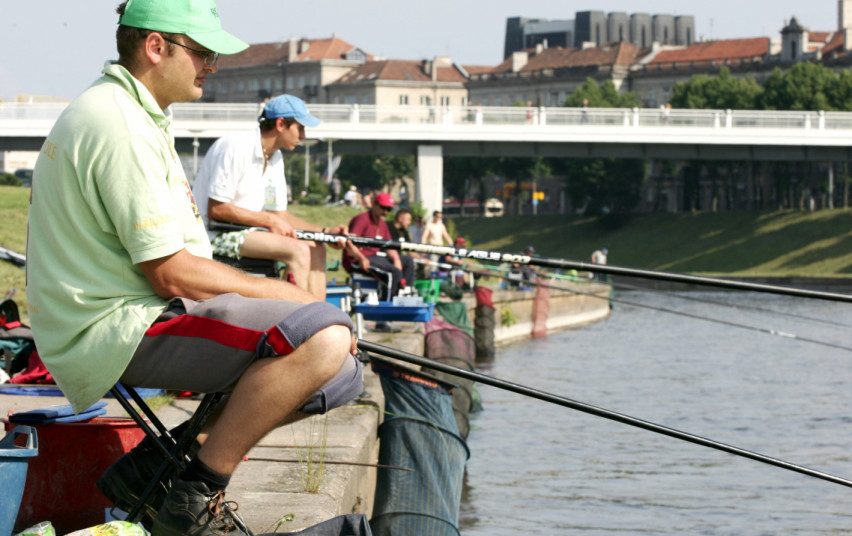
[2,102,850,131]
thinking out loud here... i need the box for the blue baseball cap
[260,95,320,127]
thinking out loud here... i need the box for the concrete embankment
[1,284,608,533]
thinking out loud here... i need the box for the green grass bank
[453,211,852,278]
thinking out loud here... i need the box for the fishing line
[358,339,852,490]
[611,280,852,329]
[296,230,852,303]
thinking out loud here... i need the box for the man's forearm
[140,250,317,304]
[209,201,274,229]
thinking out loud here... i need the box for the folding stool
[108,383,254,535]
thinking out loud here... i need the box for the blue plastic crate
[353,301,434,322]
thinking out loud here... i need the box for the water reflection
[460,291,852,535]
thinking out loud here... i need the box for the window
[420,95,432,106]
[663,27,669,43]
[238,80,245,92]
[249,79,259,91]
[399,94,409,105]
[642,27,647,48]
[263,78,272,90]
[791,41,798,59]
[461,96,468,106]
[285,77,294,90]
[440,96,450,106]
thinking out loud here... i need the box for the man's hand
[323,224,348,250]
[266,214,295,238]
[350,335,358,355]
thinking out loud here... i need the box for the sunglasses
[163,37,219,66]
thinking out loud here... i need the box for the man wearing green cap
[26,2,362,535]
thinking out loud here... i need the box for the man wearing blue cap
[193,94,346,299]
[26,2,362,535]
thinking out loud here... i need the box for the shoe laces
[206,490,241,532]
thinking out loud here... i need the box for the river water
[459,290,852,535]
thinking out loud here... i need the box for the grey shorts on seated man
[121,292,364,414]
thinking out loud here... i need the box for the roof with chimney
[217,37,370,69]
[487,42,641,77]
[647,37,771,66]
[332,59,470,84]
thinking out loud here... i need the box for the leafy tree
[444,157,495,207]
[670,67,763,109]
[760,62,842,111]
[336,154,414,191]
[283,152,321,195]
[552,157,643,214]
[491,157,551,215]
[564,78,640,108]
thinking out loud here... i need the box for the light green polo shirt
[26,62,212,412]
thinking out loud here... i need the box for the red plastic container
[5,417,145,533]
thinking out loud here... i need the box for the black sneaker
[152,479,248,536]
[97,421,197,526]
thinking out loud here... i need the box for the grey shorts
[121,293,362,415]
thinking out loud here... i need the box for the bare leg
[196,324,351,475]
[308,244,327,299]
[239,232,316,295]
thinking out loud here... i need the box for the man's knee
[302,324,352,376]
[300,354,364,414]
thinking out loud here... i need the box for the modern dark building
[504,11,695,57]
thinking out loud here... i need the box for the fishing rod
[611,280,852,329]
[358,339,852,489]
[416,258,852,353]
[296,230,852,304]
[0,246,25,268]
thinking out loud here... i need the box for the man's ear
[143,32,168,65]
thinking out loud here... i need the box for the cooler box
[353,301,434,322]
[5,417,146,534]
[0,426,38,536]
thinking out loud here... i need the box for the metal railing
[2,102,851,131]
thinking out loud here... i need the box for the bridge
[3,102,851,212]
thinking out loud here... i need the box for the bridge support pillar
[416,145,443,215]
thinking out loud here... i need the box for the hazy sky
[0,1,840,100]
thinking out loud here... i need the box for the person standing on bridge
[192,93,347,299]
[26,2,362,534]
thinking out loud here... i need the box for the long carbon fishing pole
[430,260,852,353]
[358,339,852,489]
[296,230,852,304]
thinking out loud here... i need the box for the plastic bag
[65,521,150,536]
[14,521,56,536]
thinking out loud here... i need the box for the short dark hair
[394,208,412,221]
[115,2,174,70]
[258,115,296,133]
[433,210,442,216]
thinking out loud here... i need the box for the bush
[0,173,22,186]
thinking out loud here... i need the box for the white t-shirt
[192,126,288,239]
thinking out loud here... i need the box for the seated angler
[26,2,362,534]
[342,193,415,299]
[192,94,346,299]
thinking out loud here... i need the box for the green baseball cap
[119,0,248,55]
